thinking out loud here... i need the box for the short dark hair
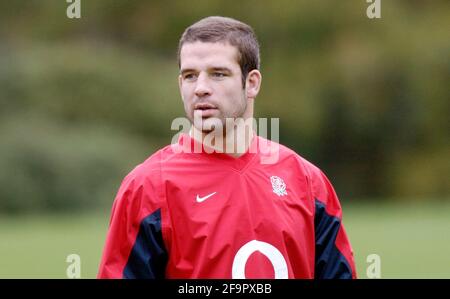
[178,16,260,86]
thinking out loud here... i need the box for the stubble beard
[190,102,247,138]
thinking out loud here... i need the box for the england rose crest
[270,176,288,197]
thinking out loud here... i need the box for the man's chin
[195,127,221,136]
[192,118,224,135]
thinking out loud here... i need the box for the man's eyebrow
[180,67,233,75]
[180,68,196,75]
[209,67,232,73]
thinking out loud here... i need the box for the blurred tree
[0,0,448,212]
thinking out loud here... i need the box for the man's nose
[194,73,212,97]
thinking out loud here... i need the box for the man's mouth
[194,104,218,117]
[194,103,217,110]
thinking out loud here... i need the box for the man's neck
[189,125,254,158]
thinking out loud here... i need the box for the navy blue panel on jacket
[123,208,168,279]
[314,199,353,279]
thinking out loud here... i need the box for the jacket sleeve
[97,165,169,279]
[309,167,357,279]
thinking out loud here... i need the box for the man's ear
[245,70,262,99]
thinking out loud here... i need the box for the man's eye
[184,74,196,80]
[212,72,226,78]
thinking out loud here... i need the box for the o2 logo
[231,240,288,279]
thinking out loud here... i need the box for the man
[98,16,356,279]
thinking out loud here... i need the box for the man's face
[178,41,249,134]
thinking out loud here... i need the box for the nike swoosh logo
[196,192,217,203]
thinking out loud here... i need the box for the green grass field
[343,201,450,278]
[1,201,449,278]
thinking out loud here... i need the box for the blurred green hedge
[0,1,448,213]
